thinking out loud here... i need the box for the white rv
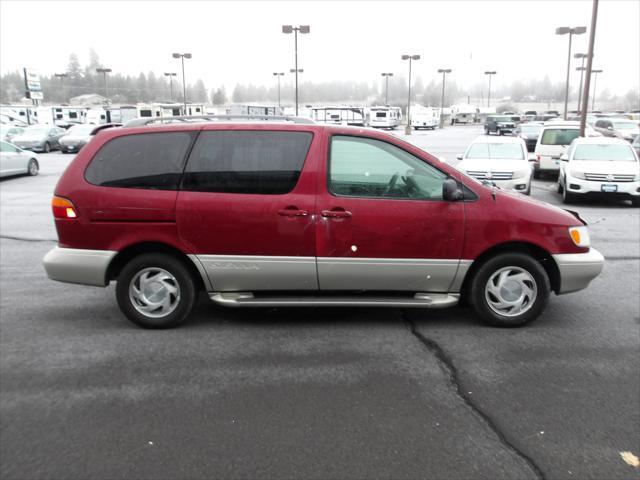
[451,104,479,124]
[367,106,402,129]
[311,106,367,126]
[227,104,282,116]
[410,106,440,130]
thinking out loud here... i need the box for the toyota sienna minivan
[44,116,604,329]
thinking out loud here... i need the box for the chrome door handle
[321,209,352,218]
[278,208,308,217]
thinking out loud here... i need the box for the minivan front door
[176,128,320,292]
[315,134,465,292]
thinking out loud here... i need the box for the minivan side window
[540,128,580,146]
[182,131,313,194]
[329,135,446,200]
[85,132,193,189]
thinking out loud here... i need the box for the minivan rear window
[85,132,193,189]
[182,131,312,194]
[541,128,580,145]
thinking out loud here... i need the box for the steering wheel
[403,173,420,197]
[382,172,400,196]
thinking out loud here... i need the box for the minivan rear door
[177,127,320,292]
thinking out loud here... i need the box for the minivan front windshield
[466,143,524,160]
[573,144,637,162]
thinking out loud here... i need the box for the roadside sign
[23,68,43,101]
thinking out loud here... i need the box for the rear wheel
[27,159,39,176]
[115,253,197,329]
[469,253,550,327]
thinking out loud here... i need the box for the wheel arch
[106,242,206,290]
[460,241,561,300]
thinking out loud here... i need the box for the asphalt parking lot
[1,126,639,480]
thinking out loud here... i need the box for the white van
[533,121,600,178]
[558,137,640,206]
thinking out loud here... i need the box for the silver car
[11,125,66,153]
[0,141,39,177]
[0,126,26,143]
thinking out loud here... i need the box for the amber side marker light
[52,196,78,219]
[569,226,590,247]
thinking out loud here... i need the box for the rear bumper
[43,247,116,287]
[552,248,605,294]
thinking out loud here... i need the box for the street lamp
[591,69,603,111]
[381,72,393,105]
[438,69,451,129]
[574,53,589,112]
[54,73,68,103]
[282,25,310,116]
[96,68,112,102]
[484,71,496,107]
[401,54,420,135]
[556,26,587,119]
[164,72,177,102]
[172,53,192,114]
[273,72,285,110]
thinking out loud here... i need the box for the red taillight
[536,155,541,161]
[52,196,78,219]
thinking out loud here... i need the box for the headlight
[569,226,590,247]
[568,170,585,179]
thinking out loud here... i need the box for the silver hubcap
[29,161,37,174]
[129,267,180,318]
[485,266,537,317]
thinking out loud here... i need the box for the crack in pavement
[403,312,546,480]
[0,235,56,243]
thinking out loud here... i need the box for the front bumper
[492,177,531,192]
[43,247,117,287]
[552,248,605,294]
[60,143,85,152]
[565,176,640,197]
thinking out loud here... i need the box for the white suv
[558,137,640,206]
[456,136,532,194]
[534,121,600,178]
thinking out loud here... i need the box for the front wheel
[562,186,576,204]
[632,197,640,207]
[469,253,550,327]
[116,253,197,329]
[43,142,51,153]
[27,159,39,176]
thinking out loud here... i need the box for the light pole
[164,72,177,102]
[556,26,587,119]
[401,54,420,135]
[574,53,589,112]
[591,69,603,111]
[54,73,68,103]
[381,72,393,105]
[282,25,310,116]
[96,68,112,103]
[172,53,192,114]
[484,71,496,107]
[273,72,285,110]
[438,69,451,128]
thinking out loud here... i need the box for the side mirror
[443,178,463,201]
[607,125,613,130]
[456,153,463,160]
[560,153,569,161]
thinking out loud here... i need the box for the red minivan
[43,118,604,328]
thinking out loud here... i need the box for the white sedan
[0,140,39,178]
[456,136,532,194]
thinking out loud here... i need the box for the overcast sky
[1,0,638,95]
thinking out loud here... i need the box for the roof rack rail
[123,115,315,128]
[89,123,122,135]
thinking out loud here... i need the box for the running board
[209,292,459,308]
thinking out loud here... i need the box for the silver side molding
[209,292,460,308]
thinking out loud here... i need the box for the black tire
[562,187,576,204]
[557,178,564,194]
[632,197,640,207]
[115,253,197,329]
[44,142,51,153]
[498,129,503,136]
[469,253,550,327]
[27,159,39,176]
[524,182,531,195]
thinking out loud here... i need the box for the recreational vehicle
[367,106,402,129]
[312,106,367,126]
[410,106,440,130]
